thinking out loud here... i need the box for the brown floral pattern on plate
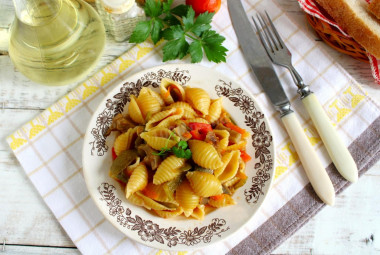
[215,80,273,204]
[98,183,230,247]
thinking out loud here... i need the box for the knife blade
[228,0,335,205]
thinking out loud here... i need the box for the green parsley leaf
[129,20,152,43]
[163,37,189,61]
[191,12,214,36]
[129,3,228,63]
[171,141,192,159]
[183,7,195,31]
[144,0,163,18]
[201,30,228,63]
[170,5,189,17]
[183,149,192,159]
[162,0,173,13]
[177,140,188,150]
[151,19,164,44]
[189,40,203,63]
[163,25,185,40]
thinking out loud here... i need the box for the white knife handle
[302,93,358,183]
[281,112,335,205]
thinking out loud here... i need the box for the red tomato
[186,0,222,15]
[188,122,212,140]
[112,147,117,160]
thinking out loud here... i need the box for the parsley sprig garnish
[130,0,228,63]
[153,132,192,159]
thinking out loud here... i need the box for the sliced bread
[369,0,380,20]
[315,0,380,59]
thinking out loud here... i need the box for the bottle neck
[12,0,62,26]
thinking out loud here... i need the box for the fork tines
[252,12,287,55]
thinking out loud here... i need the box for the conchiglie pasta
[128,95,144,124]
[153,156,186,185]
[176,180,200,217]
[208,194,236,208]
[137,88,162,118]
[145,108,184,131]
[127,192,145,207]
[109,81,253,220]
[188,140,223,170]
[167,101,196,119]
[185,87,210,115]
[213,130,230,151]
[190,204,205,220]
[160,78,186,105]
[154,207,183,218]
[186,171,223,197]
[114,126,144,156]
[217,150,240,183]
[136,191,176,211]
[140,127,180,150]
[125,164,148,198]
[185,118,209,124]
[207,97,223,123]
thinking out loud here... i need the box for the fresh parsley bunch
[129,0,228,63]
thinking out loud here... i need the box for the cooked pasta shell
[208,194,236,208]
[140,127,180,150]
[160,78,186,105]
[167,102,196,119]
[207,97,223,123]
[225,141,247,152]
[154,207,183,219]
[145,108,184,131]
[217,150,240,183]
[214,152,232,178]
[142,183,179,205]
[137,88,162,118]
[185,87,210,115]
[190,204,205,220]
[153,156,187,185]
[128,95,144,124]
[127,192,145,207]
[135,191,176,211]
[185,118,210,124]
[223,176,241,188]
[175,180,200,217]
[213,130,230,152]
[188,140,223,170]
[125,164,148,198]
[186,171,223,197]
[114,126,144,156]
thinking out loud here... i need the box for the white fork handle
[302,93,358,183]
[282,112,335,205]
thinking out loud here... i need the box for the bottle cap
[101,0,134,14]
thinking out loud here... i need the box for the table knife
[228,0,335,205]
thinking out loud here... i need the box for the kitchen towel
[6,0,380,254]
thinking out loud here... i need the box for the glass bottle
[8,0,106,86]
[96,0,145,42]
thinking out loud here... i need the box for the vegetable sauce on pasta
[106,78,252,220]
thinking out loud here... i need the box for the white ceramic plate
[83,64,275,251]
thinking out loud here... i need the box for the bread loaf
[315,0,380,59]
[369,0,380,20]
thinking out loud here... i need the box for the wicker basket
[306,13,369,63]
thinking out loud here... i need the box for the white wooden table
[1,0,379,254]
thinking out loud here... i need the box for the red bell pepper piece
[188,122,212,140]
[112,147,117,160]
[240,150,252,162]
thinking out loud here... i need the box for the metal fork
[253,12,358,183]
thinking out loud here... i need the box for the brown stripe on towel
[227,116,380,255]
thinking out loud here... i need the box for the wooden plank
[273,165,380,254]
